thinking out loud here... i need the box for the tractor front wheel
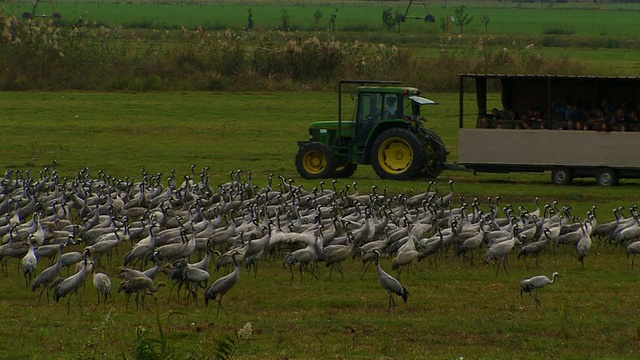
[371,128,425,180]
[295,142,335,179]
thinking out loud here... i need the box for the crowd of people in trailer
[477,98,639,132]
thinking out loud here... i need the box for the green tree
[280,8,290,31]
[329,8,338,34]
[247,9,254,30]
[314,9,323,27]
[454,5,473,34]
[382,7,397,32]
[480,14,490,34]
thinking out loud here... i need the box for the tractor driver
[384,96,399,119]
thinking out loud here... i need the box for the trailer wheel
[22,12,33,19]
[295,142,335,179]
[333,162,358,178]
[596,168,617,186]
[551,167,572,185]
[371,128,425,180]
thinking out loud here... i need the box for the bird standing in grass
[53,249,91,314]
[92,270,112,311]
[373,249,409,312]
[520,272,560,307]
[204,250,240,317]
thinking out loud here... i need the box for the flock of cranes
[0,164,638,314]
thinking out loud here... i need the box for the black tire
[421,130,447,178]
[295,142,335,180]
[52,13,62,20]
[596,168,617,186]
[333,162,358,178]
[551,167,572,185]
[371,128,425,180]
[22,12,33,19]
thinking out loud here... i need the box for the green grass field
[2,2,640,358]
[6,0,640,36]
[1,90,639,358]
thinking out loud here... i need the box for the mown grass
[1,90,640,358]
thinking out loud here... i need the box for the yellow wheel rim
[377,137,413,174]
[303,150,328,175]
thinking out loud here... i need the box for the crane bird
[22,235,38,288]
[626,241,640,270]
[520,272,560,307]
[53,249,91,314]
[485,226,522,277]
[204,250,240,317]
[92,271,112,311]
[373,249,409,312]
[118,276,167,310]
[31,247,63,303]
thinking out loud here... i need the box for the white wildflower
[238,322,253,340]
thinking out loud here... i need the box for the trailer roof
[458,73,640,81]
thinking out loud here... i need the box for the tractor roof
[357,86,420,95]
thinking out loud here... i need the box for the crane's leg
[535,255,540,270]
[360,261,372,280]
[338,263,345,280]
[328,265,334,280]
[38,286,47,303]
[66,296,71,315]
[632,255,636,270]
[299,264,304,282]
[503,257,510,277]
[523,256,530,270]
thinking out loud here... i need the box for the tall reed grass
[1,13,587,92]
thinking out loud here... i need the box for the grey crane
[117,276,167,310]
[520,272,560,307]
[204,250,240,317]
[92,271,112,311]
[31,247,63,303]
[576,220,592,268]
[322,234,354,279]
[283,236,321,281]
[485,226,522,277]
[53,249,91,314]
[373,249,409,312]
[626,241,640,269]
[21,235,38,287]
[517,228,550,270]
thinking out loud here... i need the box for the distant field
[5,0,640,36]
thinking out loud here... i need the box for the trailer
[457,74,640,185]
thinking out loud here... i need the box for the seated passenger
[518,115,532,129]
[478,115,491,129]
[562,119,576,130]
[620,123,633,132]
[610,108,630,126]
[490,108,501,121]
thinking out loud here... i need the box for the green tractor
[295,80,449,180]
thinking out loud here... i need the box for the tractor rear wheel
[295,142,335,179]
[371,128,425,180]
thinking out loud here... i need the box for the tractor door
[355,92,383,146]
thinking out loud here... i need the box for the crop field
[1,91,640,359]
[5,0,640,36]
